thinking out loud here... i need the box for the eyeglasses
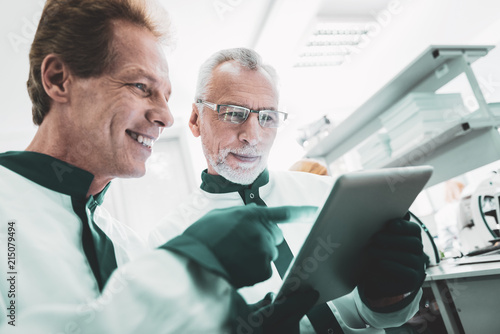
[197,99,288,128]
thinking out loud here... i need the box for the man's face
[67,20,173,179]
[191,61,278,185]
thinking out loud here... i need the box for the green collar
[0,151,109,201]
[200,169,269,194]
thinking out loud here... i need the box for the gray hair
[194,48,279,102]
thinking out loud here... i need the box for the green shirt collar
[200,169,269,194]
[0,151,110,201]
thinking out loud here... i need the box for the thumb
[251,292,275,310]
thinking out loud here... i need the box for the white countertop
[425,254,500,280]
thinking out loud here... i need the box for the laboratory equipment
[458,170,500,253]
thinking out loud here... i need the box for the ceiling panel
[318,0,393,18]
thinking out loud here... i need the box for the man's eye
[229,112,244,118]
[132,83,147,92]
[229,112,247,121]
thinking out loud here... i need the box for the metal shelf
[306,45,494,163]
[366,120,500,187]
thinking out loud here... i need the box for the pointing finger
[264,205,319,224]
[258,206,318,245]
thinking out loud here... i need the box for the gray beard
[203,144,266,185]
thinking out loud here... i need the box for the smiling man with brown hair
[0,2,312,333]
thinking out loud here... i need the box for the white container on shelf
[379,92,465,131]
[380,93,466,158]
[388,115,458,144]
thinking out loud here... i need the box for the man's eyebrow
[123,69,158,84]
[221,102,276,111]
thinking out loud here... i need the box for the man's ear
[188,103,201,137]
[40,54,71,103]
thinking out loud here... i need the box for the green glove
[241,290,319,334]
[161,204,317,289]
[360,215,426,301]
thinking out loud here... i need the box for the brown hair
[28,0,170,125]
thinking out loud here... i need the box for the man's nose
[238,113,262,146]
[146,94,174,129]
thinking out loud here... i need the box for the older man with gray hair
[150,48,427,334]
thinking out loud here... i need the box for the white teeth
[128,131,154,148]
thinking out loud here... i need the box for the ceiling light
[294,21,371,68]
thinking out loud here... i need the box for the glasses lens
[218,106,249,124]
[259,111,287,128]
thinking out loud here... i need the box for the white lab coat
[149,170,422,333]
[0,152,234,334]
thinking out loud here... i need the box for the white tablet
[275,166,433,305]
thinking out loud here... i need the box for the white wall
[0,0,42,151]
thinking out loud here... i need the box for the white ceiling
[318,0,394,17]
[2,0,500,171]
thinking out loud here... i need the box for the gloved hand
[244,290,319,334]
[161,204,317,289]
[360,214,426,303]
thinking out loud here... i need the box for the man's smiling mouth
[231,153,259,162]
[126,130,155,149]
